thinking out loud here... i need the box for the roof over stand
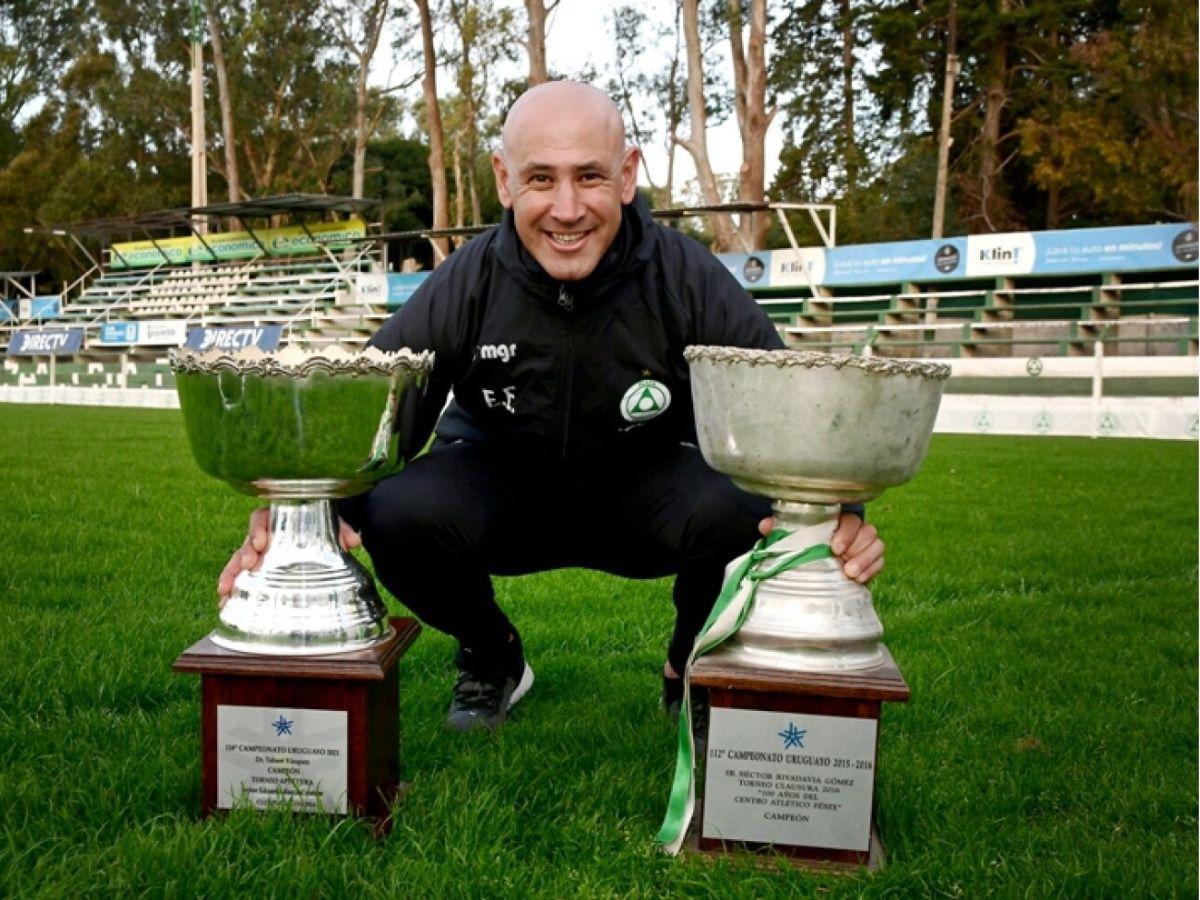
[188,194,379,219]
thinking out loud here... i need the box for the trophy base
[210,623,396,658]
[174,617,420,833]
[686,643,909,871]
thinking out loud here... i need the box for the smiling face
[492,82,639,282]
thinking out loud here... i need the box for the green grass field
[0,404,1195,898]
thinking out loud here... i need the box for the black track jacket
[371,193,784,465]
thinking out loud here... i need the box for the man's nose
[550,180,583,222]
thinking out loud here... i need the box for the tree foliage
[773,0,1197,241]
[0,0,1194,287]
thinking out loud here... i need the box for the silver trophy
[684,346,949,672]
[170,345,432,656]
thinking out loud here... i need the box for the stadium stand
[2,200,1196,439]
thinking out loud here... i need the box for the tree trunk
[416,0,450,261]
[352,0,389,198]
[979,0,1011,231]
[679,0,736,251]
[453,129,465,230]
[727,0,771,250]
[932,0,958,238]
[663,2,684,208]
[203,0,240,202]
[524,0,549,85]
[840,0,857,194]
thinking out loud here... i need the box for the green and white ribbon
[655,527,833,855]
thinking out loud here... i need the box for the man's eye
[581,173,603,183]
[529,174,551,186]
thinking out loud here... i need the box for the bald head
[500,81,627,163]
[492,80,640,281]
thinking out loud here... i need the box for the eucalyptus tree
[414,0,450,259]
[446,0,516,226]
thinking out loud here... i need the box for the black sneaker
[446,648,534,732]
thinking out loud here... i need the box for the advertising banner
[7,328,84,356]
[718,222,1198,290]
[23,296,62,319]
[98,320,188,346]
[109,218,367,269]
[353,273,388,306]
[184,325,283,352]
[386,273,426,307]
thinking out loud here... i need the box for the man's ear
[492,152,513,208]
[620,146,640,204]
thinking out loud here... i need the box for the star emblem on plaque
[778,722,806,750]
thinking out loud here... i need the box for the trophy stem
[213,497,394,656]
[720,497,883,671]
[770,500,840,542]
[268,498,341,558]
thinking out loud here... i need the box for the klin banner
[717,222,1199,289]
[7,328,84,356]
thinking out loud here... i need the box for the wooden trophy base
[174,617,420,833]
[687,644,909,872]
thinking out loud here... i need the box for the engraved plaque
[702,707,877,851]
[216,705,349,814]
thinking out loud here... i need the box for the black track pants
[338,440,770,676]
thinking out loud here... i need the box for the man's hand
[757,513,884,585]
[217,507,363,604]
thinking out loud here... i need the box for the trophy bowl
[684,346,949,671]
[171,345,433,656]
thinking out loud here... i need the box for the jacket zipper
[558,284,575,458]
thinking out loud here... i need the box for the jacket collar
[490,191,658,307]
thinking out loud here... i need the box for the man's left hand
[758,513,884,584]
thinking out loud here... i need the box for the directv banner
[98,320,188,346]
[7,328,84,356]
[185,325,283,352]
[109,218,367,269]
[720,223,1199,289]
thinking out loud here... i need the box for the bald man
[222,82,883,731]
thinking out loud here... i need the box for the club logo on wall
[743,256,766,283]
[974,410,993,432]
[1026,357,1044,376]
[934,244,961,274]
[1034,411,1053,434]
[1172,228,1198,263]
[1098,412,1119,435]
[620,379,671,422]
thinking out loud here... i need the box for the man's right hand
[218,507,270,605]
[217,507,364,605]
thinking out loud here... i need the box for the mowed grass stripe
[0,405,1195,898]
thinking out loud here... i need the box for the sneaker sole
[507,663,535,710]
